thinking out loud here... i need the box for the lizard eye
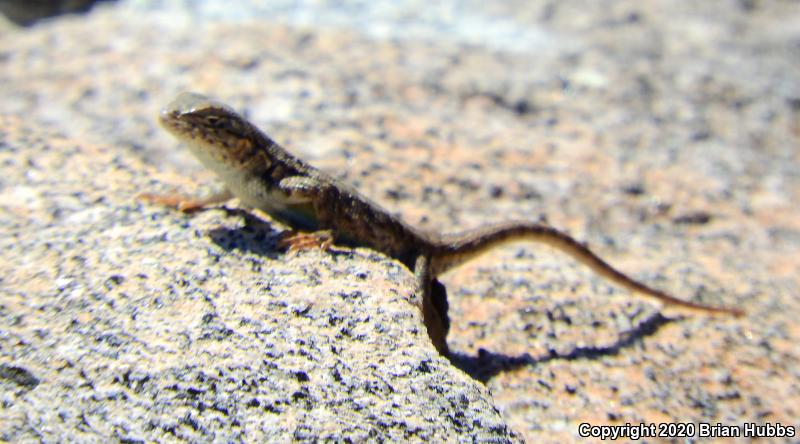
[204,115,231,131]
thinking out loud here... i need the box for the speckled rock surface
[0,116,519,441]
[1,1,799,442]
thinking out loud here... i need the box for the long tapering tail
[428,222,743,316]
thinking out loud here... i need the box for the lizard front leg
[274,176,337,250]
[138,189,233,212]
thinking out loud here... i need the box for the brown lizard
[142,92,743,356]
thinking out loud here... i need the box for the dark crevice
[464,92,538,116]
[672,211,713,225]
[0,364,40,390]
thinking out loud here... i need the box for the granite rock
[0,116,519,441]
[1,1,799,442]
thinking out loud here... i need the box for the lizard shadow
[205,208,287,257]
[205,207,359,259]
[447,312,674,384]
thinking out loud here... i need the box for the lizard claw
[278,230,334,253]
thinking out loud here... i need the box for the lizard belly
[273,202,319,231]
[233,176,320,231]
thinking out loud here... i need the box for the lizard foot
[278,230,334,253]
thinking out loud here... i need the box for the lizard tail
[429,222,743,316]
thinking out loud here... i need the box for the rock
[0,115,520,442]
[1,1,799,441]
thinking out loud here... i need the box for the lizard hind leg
[414,255,451,356]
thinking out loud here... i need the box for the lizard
[142,91,744,356]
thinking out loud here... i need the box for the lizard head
[159,92,261,170]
